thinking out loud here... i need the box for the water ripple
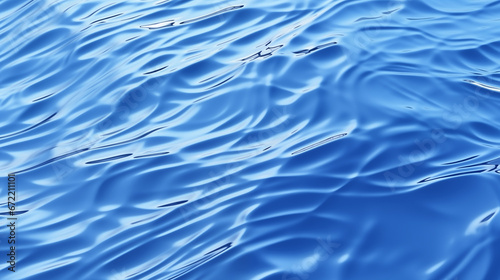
[1,0,500,279]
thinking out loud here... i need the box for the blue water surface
[1,0,500,279]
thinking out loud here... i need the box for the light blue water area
[1,0,500,279]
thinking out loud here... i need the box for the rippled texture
[1,0,500,279]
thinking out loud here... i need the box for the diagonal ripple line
[166,243,232,280]
[140,20,175,30]
[443,155,479,165]
[14,148,89,174]
[418,169,487,183]
[140,5,244,30]
[134,151,170,159]
[480,212,496,223]
[94,126,166,150]
[464,79,500,93]
[0,112,57,140]
[158,200,188,208]
[85,153,133,164]
[179,5,244,25]
[292,133,347,155]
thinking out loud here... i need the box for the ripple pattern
[1,0,500,279]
